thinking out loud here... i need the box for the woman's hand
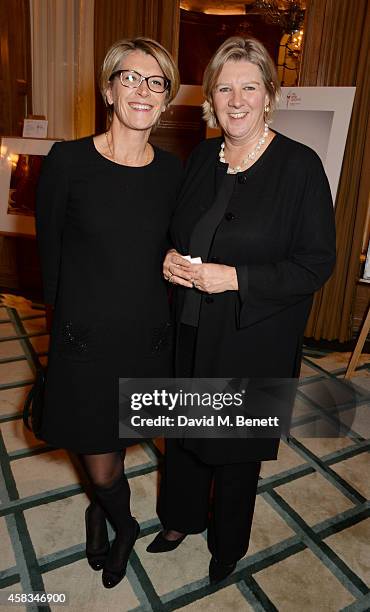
[191,263,238,293]
[163,249,193,288]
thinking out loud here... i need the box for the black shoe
[209,556,236,585]
[102,518,140,588]
[146,531,187,553]
[85,504,110,571]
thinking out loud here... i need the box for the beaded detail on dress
[151,322,173,353]
[59,321,89,354]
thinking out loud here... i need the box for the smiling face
[212,60,269,144]
[106,49,167,133]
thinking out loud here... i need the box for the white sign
[23,119,48,139]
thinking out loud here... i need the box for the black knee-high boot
[85,500,110,571]
[94,475,140,588]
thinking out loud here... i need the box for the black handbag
[23,366,46,439]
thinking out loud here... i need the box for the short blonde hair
[99,37,180,124]
[202,36,281,128]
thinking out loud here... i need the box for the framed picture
[0,137,60,236]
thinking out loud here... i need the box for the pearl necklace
[219,123,269,174]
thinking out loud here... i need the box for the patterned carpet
[0,302,369,612]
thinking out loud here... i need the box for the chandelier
[253,0,306,86]
[253,0,306,34]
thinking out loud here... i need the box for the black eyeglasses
[109,69,170,93]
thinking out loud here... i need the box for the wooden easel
[345,301,370,378]
[345,213,370,378]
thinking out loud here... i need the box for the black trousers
[158,439,261,563]
[158,324,261,563]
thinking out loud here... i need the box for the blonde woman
[148,37,336,584]
[36,38,182,589]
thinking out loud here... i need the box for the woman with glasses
[36,38,182,589]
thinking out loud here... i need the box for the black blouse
[181,165,236,326]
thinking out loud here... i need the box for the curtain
[30,0,95,140]
[94,0,180,132]
[75,0,96,138]
[299,0,370,341]
[94,0,180,67]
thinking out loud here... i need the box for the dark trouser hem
[158,439,261,562]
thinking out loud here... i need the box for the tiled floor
[0,303,369,611]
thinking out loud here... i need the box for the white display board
[273,88,355,202]
[364,240,370,281]
[174,85,356,203]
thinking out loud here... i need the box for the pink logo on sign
[286,91,302,107]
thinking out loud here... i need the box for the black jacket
[170,132,336,463]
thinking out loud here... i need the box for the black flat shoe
[85,504,110,571]
[102,518,140,589]
[146,531,187,553]
[209,557,236,585]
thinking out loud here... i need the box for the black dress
[36,136,183,453]
[170,132,336,464]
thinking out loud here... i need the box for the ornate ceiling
[180,1,256,15]
[180,1,306,15]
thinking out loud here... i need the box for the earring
[264,102,270,122]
